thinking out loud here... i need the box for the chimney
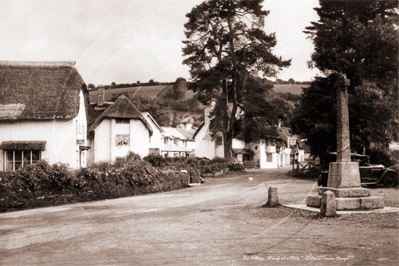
[204,106,211,125]
[97,86,105,107]
[204,101,216,125]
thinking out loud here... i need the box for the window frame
[4,150,41,171]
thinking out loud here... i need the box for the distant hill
[89,84,199,104]
[272,84,309,95]
[89,85,173,103]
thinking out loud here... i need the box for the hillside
[88,83,308,128]
[89,85,173,103]
[272,84,308,95]
[89,83,308,103]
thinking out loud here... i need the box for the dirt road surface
[1,168,398,266]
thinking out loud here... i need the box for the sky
[0,0,321,86]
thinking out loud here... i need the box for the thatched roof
[0,141,46,151]
[175,127,195,140]
[89,94,153,136]
[0,61,86,121]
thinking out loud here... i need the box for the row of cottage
[0,61,305,171]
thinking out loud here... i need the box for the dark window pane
[24,151,31,164]
[15,161,22,169]
[15,151,22,161]
[32,151,40,162]
[6,162,13,171]
[6,151,13,163]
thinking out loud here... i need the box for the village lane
[0,168,397,266]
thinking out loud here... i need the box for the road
[0,168,398,266]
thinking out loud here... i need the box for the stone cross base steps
[307,187,384,210]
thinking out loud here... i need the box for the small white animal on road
[248,176,254,182]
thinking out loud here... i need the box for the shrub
[227,162,245,172]
[368,148,399,168]
[143,154,167,167]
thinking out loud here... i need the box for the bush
[368,148,399,169]
[0,153,190,213]
[227,162,245,172]
[143,154,167,167]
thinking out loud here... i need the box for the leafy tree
[88,83,96,90]
[172,77,187,100]
[111,82,116,87]
[183,0,291,158]
[291,77,397,158]
[292,0,399,158]
[304,0,398,87]
[128,96,170,126]
[288,78,295,84]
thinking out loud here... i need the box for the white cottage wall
[194,125,215,159]
[145,117,163,152]
[0,119,76,170]
[130,119,150,158]
[94,119,111,163]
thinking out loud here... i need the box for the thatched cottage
[87,94,153,163]
[0,61,89,170]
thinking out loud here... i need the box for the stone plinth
[327,162,361,188]
[319,187,370,198]
[306,195,321,207]
[306,195,384,210]
[361,196,384,209]
[335,198,361,210]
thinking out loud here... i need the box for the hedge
[0,153,244,213]
[142,154,244,175]
[0,153,189,213]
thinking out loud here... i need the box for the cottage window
[164,138,168,145]
[174,139,178,145]
[116,134,130,146]
[174,152,179,157]
[216,136,223,146]
[4,150,41,171]
[116,118,130,124]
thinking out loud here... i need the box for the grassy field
[89,83,309,103]
[272,84,309,95]
[89,85,173,103]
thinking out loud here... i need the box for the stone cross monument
[327,75,361,188]
[306,74,384,211]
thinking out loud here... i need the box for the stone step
[306,195,384,210]
[318,187,371,198]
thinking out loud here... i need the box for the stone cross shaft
[336,79,351,162]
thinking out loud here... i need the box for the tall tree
[183,0,291,159]
[291,76,397,158]
[292,0,398,157]
[305,0,398,87]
